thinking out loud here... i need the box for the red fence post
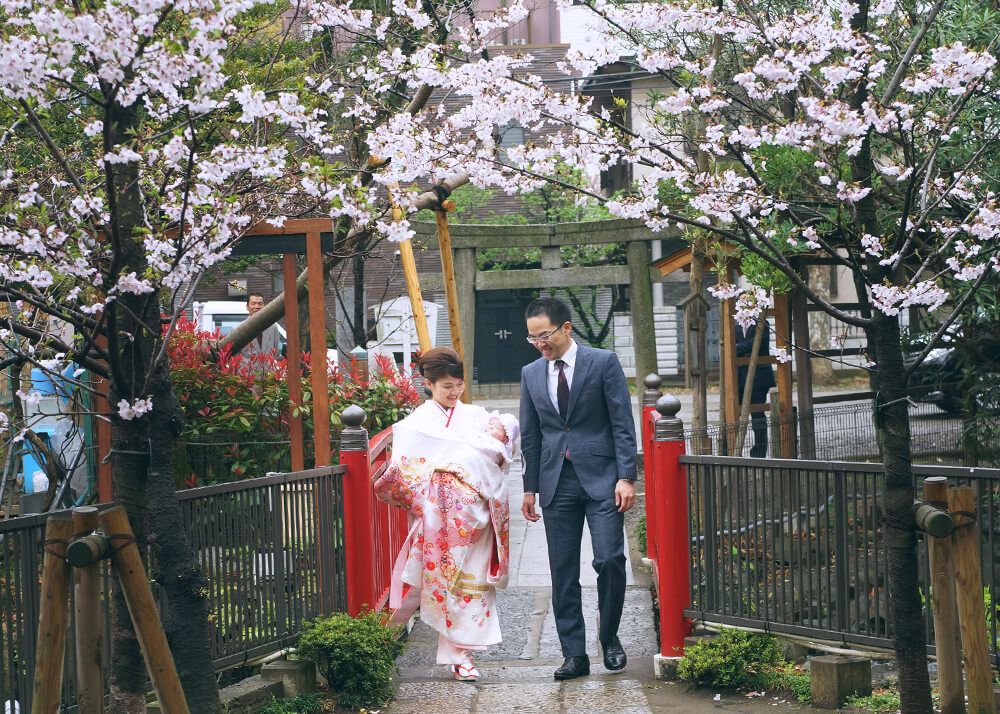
[340,405,376,616]
[641,374,662,559]
[652,394,692,663]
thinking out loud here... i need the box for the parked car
[906,337,1000,414]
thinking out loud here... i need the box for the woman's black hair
[418,347,464,382]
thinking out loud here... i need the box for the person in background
[735,320,776,458]
[239,292,281,359]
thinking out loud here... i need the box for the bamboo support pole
[948,486,995,714]
[388,184,432,353]
[434,202,470,402]
[31,513,74,714]
[398,239,432,353]
[98,507,190,714]
[924,478,964,714]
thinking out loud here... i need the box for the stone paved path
[387,453,804,713]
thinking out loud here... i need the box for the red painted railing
[646,391,693,658]
[641,374,662,559]
[340,406,409,616]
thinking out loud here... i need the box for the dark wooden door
[475,290,538,383]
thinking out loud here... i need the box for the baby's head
[486,417,507,443]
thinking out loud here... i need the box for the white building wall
[613,306,681,378]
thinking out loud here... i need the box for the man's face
[526,315,571,361]
[247,295,264,315]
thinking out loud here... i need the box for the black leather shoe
[553,656,590,680]
[602,636,627,671]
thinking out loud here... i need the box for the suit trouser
[749,410,768,458]
[542,460,626,657]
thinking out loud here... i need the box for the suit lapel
[566,346,592,421]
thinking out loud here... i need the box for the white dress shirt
[547,339,578,413]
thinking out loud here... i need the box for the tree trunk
[687,241,710,447]
[147,367,222,712]
[808,265,836,384]
[106,99,222,713]
[870,311,932,713]
[352,249,367,348]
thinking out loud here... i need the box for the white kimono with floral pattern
[377,400,513,658]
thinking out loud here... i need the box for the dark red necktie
[555,359,569,420]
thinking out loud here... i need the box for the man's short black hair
[525,296,571,327]
[246,292,265,304]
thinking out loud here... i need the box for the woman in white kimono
[375,347,517,682]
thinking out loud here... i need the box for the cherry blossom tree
[489,0,998,709]
[0,0,583,709]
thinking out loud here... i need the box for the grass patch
[844,689,901,712]
[260,693,324,714]
[768,663,811,703]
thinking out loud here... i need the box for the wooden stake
[434,206,470,403]
[71,507,104,714]
[924,478,964,714]
[283,253,306,472]
[948,486,995,714]
[98,507,190,714]
[720,296,737,453]
[306,231,331,466]
[772,294,795,458]
[31,513,74,714]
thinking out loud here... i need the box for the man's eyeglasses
[526,325,566,344]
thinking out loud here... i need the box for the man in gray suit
[519,297,637,680]
[240,292,282,359]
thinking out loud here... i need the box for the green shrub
[677,628,783,690]
[297,611,403,710]
[260,693,323,714]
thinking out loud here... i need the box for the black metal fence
[685,400,999,467]
[683,454,1000,659]
[0,464,347,712]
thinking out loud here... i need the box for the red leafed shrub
[167,318,420,487]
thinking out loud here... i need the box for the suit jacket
[240,323,282,359]
[735,322,776,403]
[519,345,637,508]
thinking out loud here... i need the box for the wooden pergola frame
[657,244,881,458]
[236,218,338,470]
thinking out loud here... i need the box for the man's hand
[615,480,636,513]
[522,493,541,522]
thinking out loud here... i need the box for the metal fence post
[652,395,692,660]
[340,406,375,616]
[642,373,662,560]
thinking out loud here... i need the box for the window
[498,120,524,164]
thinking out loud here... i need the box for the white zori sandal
[452,662,480,681]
